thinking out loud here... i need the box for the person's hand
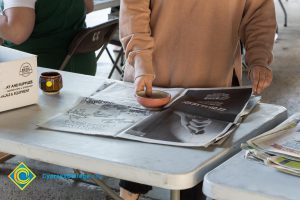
[135,75,154,97]
[174,111,211,135]
[249,66,273,95]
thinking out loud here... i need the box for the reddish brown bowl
[135,90,171,109]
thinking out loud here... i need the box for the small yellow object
[46,81,53,87]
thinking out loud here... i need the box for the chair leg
[108,50,123,79]
[0,152,14,163]
[105,47,124,74]
[59,55,72,71]
[96,42,110,62]
[120,49,125,66]
[278,0,288,27]
[105,47,116,64]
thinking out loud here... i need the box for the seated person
[0,0,97,76]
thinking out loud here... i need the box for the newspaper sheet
[38,84,253,147]
[38,97,152,136]
[244,113,300,176]
[90,81,184,109]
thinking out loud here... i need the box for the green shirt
[3,0,97,75]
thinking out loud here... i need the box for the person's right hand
[135,75,154,97]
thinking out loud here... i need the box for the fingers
[256,73,266,95]
[251,68,260,94]
[135,76,153,97]
[145,80,153,97]
[263,72,272,89]
[254,71,265,95]
[135,79,145,93]
[251,66,273,95]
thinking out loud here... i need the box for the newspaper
[120,87,252,147]
[39,98,152,136]
[268,156,300,176]
[247,115,300,159]
[213,96,261,145]
[244,113,300,176]
[38,82,254,147]
[90,81,184,109]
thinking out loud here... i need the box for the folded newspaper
[38,81,255,147]
[243,113,300,176]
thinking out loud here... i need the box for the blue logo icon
[8,162,36,190]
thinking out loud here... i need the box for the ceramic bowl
[135,90,171,109]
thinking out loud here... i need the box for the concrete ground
[1,1,300,199]
[261,0,300,115]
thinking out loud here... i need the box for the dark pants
[119,180,205,200]
[232,69,240,87]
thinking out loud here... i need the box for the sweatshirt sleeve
[120,0,155,79]
[240,0,276,70]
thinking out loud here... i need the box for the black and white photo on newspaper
[120,87,253,147]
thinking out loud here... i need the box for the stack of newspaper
[38,80,257,147]
[243,113,300,176]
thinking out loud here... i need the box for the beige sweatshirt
[120,0,276,88]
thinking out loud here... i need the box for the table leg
[92,177,123,200]
[0,152,14,163]
[278,0,288,27]
[74,169,123,200]
[170,190,180,200]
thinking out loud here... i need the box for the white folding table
[0,68,287,200]
[203,150,300,200]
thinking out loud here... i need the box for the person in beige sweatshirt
[119,0,276,199]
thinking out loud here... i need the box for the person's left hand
[249,66,273,95]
